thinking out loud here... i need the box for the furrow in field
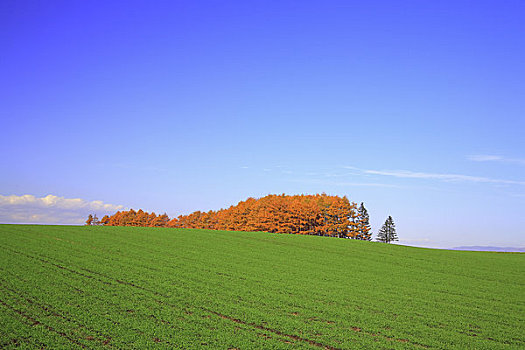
[0,268,185,348]
[0,246,348,348]
[0,306,51,349]
[0,337,35,349]
[0,256,256,348]
[1,245,170,300]
[0,298,90,349]
[0,283,113,347]
[203,306,434,349]
[208,308,344,350]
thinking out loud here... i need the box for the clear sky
[1,1,524,248]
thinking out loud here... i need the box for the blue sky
[1,1,524,248]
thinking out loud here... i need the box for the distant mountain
[452,246,525,253]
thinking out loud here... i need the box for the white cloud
[467,155,525,165]
[0,194,125,224]
[0,194,124,211]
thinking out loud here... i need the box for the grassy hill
[0,224,523,349]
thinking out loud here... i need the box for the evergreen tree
[356,202,371,240]
[376,216,398,243]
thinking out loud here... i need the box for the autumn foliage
[99,210,169,227]
[100,194,372,239]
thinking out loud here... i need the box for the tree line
[89,194,397,242]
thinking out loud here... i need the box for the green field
[0,225,523,349]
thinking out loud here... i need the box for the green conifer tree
[376,216,398,243]
[356,202,371,240]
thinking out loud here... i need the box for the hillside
[0,224,523,349]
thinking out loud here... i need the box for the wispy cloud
[332,181,402,188]
[343,166,525,185]
[467,155,525,165]
[0,194,125,224]
[290,178,402,188]
[397,238,447,249]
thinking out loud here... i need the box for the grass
[0,224,523,349]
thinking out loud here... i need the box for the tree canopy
[98,194,373,239]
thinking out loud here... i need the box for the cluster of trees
[94,210,170,227]
[174,194,372,239]
[85,214,101,226]
[87,194,398,243]
[90,194,371,239]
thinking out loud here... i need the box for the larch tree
[376,216,398,243]
[151,213,170,227]
[101,215,110,225]
[135,209,149,226]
